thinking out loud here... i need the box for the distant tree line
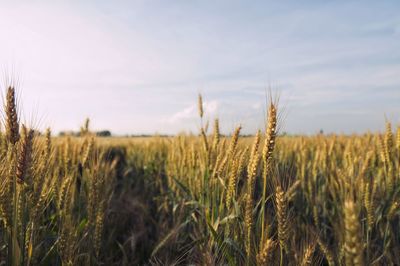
[58,118,112,137]
[59,130,112,137]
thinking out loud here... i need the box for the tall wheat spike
[227,126,241,160]
[16,125,34,184]
[300,244,315,266]
[256,238,275,265]
[226,159,239,210]
[364,182,374,230]
[385,122,393,158]
[244,130,261,261]
[317,237,335,266]
[5,86,19,145]
[44,128,51,159]
[276,185,288,252]
[344,199,364,266]
[261,102,277,243]
[211,118,220,152]
[198,94,204,119]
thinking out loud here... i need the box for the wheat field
[0,87,399,265]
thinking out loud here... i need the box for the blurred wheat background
[0,87,399,265]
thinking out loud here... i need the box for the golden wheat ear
[256,238,276,265]
[226,158,239,210]
[260,95,278,246]
[344,199,364,266]
[317,237,335,266]
[244,130,261,261]
[4,86,19,145]
[211,118,220,152]
[16,125,34,184]
[198,93,204,119]
[275,185,288,252]
[227,125,241,160]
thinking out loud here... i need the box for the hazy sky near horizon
[0,1,399,135]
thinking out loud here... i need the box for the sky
[0,1,399,135]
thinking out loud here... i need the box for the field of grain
[0,88,399,265]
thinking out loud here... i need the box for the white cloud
[167,100,218,124]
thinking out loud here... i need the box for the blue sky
[0,1,399,135]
